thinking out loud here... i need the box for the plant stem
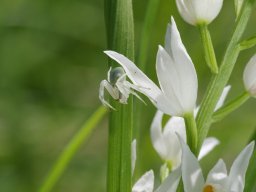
[212,92,250,122]
[184,113,198,154]
[39,106,107,192]
[198,24,218,74]
[105,0,134,191]
[196,0,256,155]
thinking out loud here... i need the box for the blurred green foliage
[0,0,255,191]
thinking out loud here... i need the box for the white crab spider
[99,67,144,110]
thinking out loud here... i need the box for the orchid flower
[179,137,255,192]
[150,86,230,171]
[176,0,223,26]
[104,17,198,117]
[243,54,256,97]
[150,110,219,172]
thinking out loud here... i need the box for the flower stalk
[198,24,219,74]
[184,113,198,154]
[104,0,134,191]
[212,92,250,122]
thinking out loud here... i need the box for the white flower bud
[176,0,224,25]
[243,55,256,97]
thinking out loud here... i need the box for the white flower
[150,85,230,170]
[243,54,256,97]
[150,110,219,171]
[176,0,224,25]
[104,17,198,116]
[132,170,154,192]
[179,137,255,192]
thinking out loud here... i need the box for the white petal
[156,46,184,115]
[198,137,220,160]
[164,117,186,142]
[104,50,177,115]
[104,51,161,100]
[169,18,198,112]
[175,0,197,25]
[155,167,181,192]
[179,135,204,192]
[150,111,169,160]
[157,18,198,114]
[227,141,255,192]
[132,170,154,192]
[214,85,231,111]
[176,0,223,25]
[132,139,137,175]
[194,0,223,24]
[162,116,186,169]
[206,159,228,187]
[151,111,187,168]
[243,54,256,96]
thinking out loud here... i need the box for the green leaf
[39,106,107,192]
[105,0,135,191]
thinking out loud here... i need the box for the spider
[99,67,144,110]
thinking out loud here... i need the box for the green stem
[212,92,250,122]
[184,113,198,154]
[198,24,219,74]
[39,106,107,192]
[105,0,134,191]
[196,0,256,155]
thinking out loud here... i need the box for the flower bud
[243,55,256,97]
[176,0,223,25]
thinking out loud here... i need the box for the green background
[0,0,255,191]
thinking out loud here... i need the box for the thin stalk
[184,113,198,154]
[196,0,256,155]
[212,92,250,122]
[39,106,107,192]
[105,0,134,191]
[199,24,219,74]
[239,35,256,51]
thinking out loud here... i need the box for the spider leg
[123,81,146,105]
[115,82,129,104]
[99,80,119,110]
[107,67,112,82]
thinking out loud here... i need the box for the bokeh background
[0,0,255,191]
